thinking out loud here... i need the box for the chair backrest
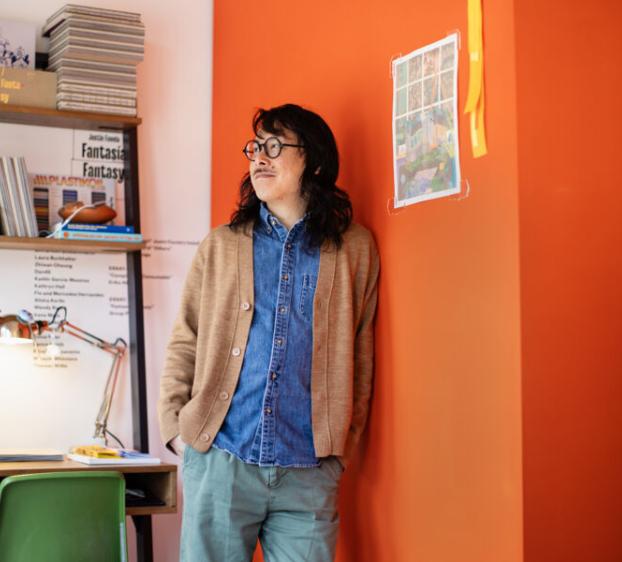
[0,470,126,562]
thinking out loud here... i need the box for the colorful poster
[0,20,36,68]
[392,34,461,207]
[29,174,120,232]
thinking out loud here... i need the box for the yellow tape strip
[465,0,487,157]
[471,85,488,158]
[464,0,482,113]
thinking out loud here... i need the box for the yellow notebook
[70,445,121,459]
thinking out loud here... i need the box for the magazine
[29,174,123,232]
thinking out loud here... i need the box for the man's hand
[170,435,187,456]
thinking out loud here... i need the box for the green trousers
[181,446,343,561]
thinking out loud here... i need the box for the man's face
[249,128,306,209]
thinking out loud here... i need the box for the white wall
[1,2,213,560]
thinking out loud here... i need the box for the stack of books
[42,4,144,116]
[0,156,38,237]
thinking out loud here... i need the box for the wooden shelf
[0,236,144,253]
[0,104,141,131]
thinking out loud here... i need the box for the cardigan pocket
[299,274,317,322]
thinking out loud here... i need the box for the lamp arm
[53,319,128,445]
[93,349,125,442]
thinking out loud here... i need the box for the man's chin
[252,184,276,202]
[253,190,271,204]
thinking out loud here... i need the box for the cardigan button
[232,347,241,356]
[241,302,251,311]
[200,433,211,442]
[219,391,229,400]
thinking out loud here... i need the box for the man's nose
[255,147,270,165]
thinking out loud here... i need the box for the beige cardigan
[158,221,379,466]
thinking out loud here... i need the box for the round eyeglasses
[242,136,304,161]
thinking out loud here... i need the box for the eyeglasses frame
[242,136,304,161]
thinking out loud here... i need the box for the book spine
[58,79,137,94]
[63,224,135,233]
[49,46,144,65]
[1,158,26,236]
[50,29,145,46]
[50,59,138,74]
[58,92,136,107]
[0,69,57,109]
[57,101,137,116]
[54,230,143,242]
[44,16,145,37]
[49,35,145,53]
[15,157,38,237]
[55,68,138,83]
[0,162,14,235]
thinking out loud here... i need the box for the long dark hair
[229,104,352,249]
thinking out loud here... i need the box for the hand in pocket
[171,435,187,456]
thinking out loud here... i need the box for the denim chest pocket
[299,274,317,321]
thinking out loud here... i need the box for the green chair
[0,471,127,562]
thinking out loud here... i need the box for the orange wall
[515,1,622,561]
[212,1,523,561]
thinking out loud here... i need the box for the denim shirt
[212,204,320,467]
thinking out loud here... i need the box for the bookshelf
[0,235,144,252]
[0,105,156,561]
[0,103,147,444]
[0,104,142,130]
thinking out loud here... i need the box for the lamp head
[0,310,47,345]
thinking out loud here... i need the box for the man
[159,103,379,561]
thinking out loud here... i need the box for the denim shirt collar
[259,203,308,243]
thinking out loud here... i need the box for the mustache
[252,169,276,177]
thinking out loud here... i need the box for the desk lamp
[0,306,127,446]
